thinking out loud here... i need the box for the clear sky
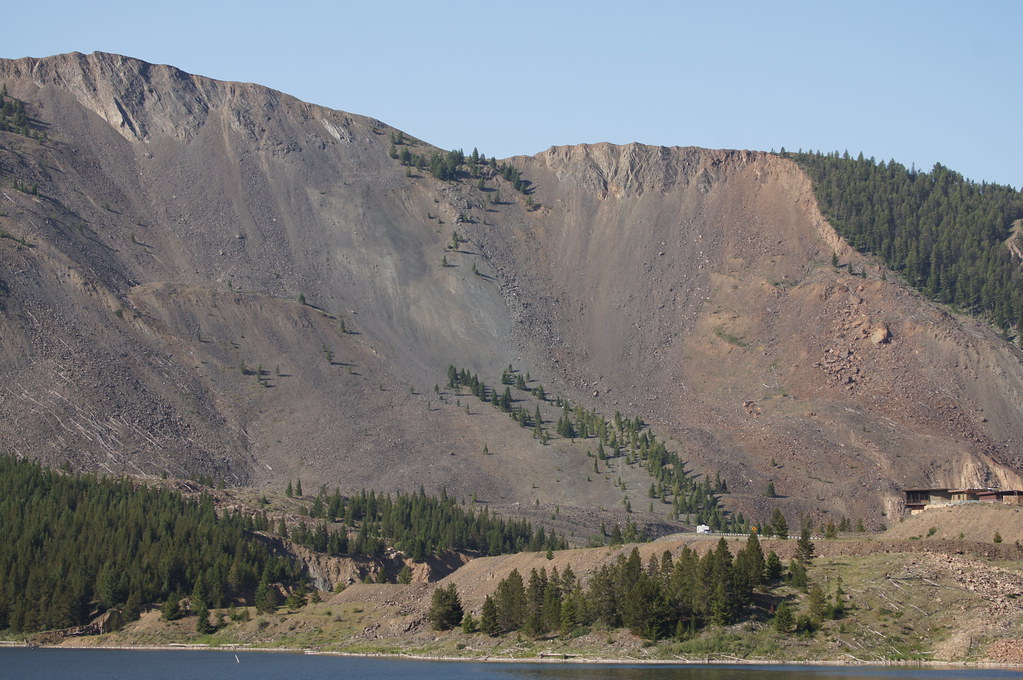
[3,1,1021,188]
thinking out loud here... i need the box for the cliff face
[1,52,1021,528]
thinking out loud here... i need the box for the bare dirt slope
[1,52,1022,530]
[884,502,1023,544]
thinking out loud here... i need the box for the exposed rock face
[1,52,1022,529]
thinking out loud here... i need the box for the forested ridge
[0,456,562,634]
[788,151,1023,332]
[287,486,567,560]
[0,456,278,633]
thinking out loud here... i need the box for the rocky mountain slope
[1,52,1022,531]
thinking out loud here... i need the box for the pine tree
[765,551,783,582]
[480,595,500,636]
[832,576,846,619]
[770,508,788,538]
[807,582,829,622]
[255,578,277,614]
[195,600,214,634]
[398,566,413,584]
[824,518,838,539]
[428,583,464,630]
[496,569,526,632]
[773,600,794,633]
[160,592,182,621]
[796,521,815,566]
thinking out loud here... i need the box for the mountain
[1,51,1021,533]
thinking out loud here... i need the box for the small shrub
[795,615,819,637]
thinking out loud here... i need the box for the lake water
[1,648,1021,680]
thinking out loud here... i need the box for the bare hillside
[1,52,1022,531]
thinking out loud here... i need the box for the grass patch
[714,325,749,347]
[0,230,33,247]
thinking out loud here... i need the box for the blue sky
[4,1,1021,188]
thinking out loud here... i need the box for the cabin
[903,488,951,514]
[903,487,1023,514]
[977,489,1023,504]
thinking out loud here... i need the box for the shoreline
[4,640,1021,670]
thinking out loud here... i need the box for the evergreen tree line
[388,133,531,195]
[477,534,788,640]
[0,86,31,136]
[755,511,866,540]
[0,455,566,633]
[498,163,530,194]
[788,150,1023,332]
[284,487,566,562]
[448,365,544,438]
[447,364,731,529]
[390,136,494,181]
[593,519,646,546]
[0,456,285,634]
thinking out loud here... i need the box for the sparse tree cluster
[445,364,734,530]
[499,163,530,194]
[393,140,498,183]
[387,133,534,207]
[0,88,32,136]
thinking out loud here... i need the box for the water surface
[1,648,1020,680]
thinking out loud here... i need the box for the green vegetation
[0,455,564,635]
[788,150,1023,333]
[428,583,464,630]
[498,163,531,194]
[481,535,817,641]
[390,133,533,199]
[0,230,33,247]
[445,364,734,531]
[713,325,749,348]
[0,87,33,136]
[760,508,789,538]
[0,455,286,634]
[284,486,566,561]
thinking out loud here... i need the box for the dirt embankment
[883,503,1023,544]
